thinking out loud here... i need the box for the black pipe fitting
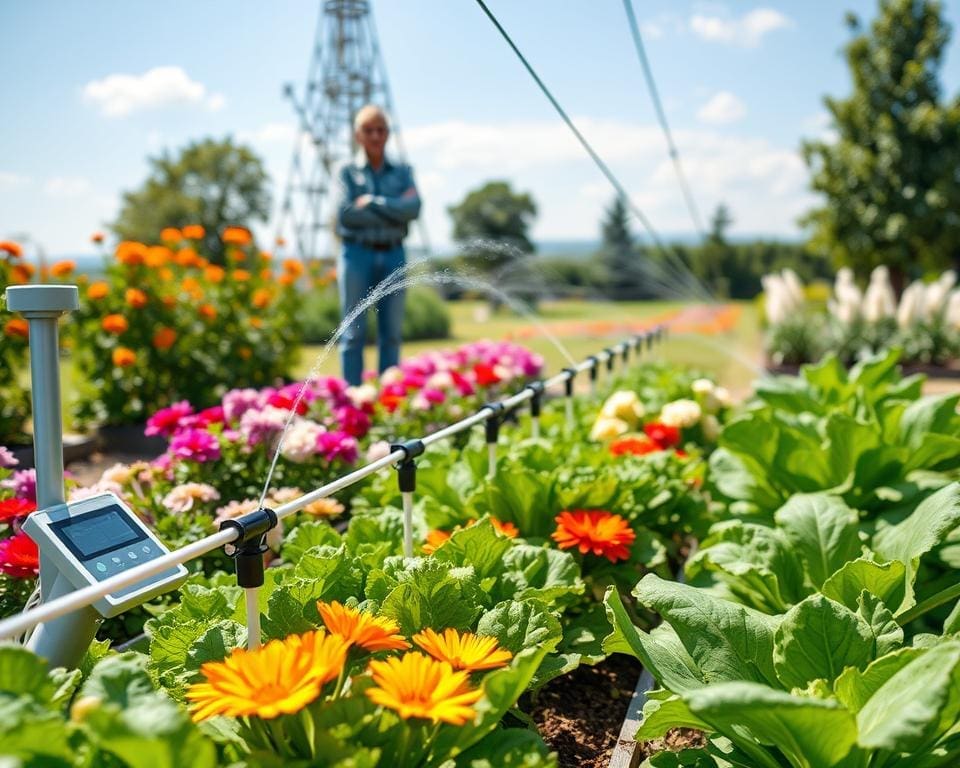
[646,332,654,350]
[633,334,642,352]
[219,507,278,589]
[480,402,505,444]
[605,348,615,373]
[561,367,576,398]
[525,381,545,418]
[390,439,424,494]
[621,343,630,364]
[390,438,425,463]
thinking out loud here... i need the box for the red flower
[0,498,36,524]
[609,436,660,457]
[0,531,39,578]
[552,510,636,563]
[644,422,680,448]
[268,391,308,415]
[473,362,501,387]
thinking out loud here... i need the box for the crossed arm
[336,168,421,228]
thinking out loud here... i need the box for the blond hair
[353,104,388,132]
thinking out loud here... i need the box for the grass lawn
[293,299,762,395]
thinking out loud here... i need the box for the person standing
[335,104,421,385]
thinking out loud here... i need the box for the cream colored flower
[691,379,715,396]
[590,417,629,442]
[163,482,220,513]
[303,497,345,518]
[366,440,391,462]
[702,414,721,442]
[600,391,645,428]
[347,384,378,407]
[101,463,135,485]
[659,399,701,428]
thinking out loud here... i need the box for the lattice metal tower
[276,0,420,262]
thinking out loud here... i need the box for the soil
[528,654,643,768]
[634,728,708,762]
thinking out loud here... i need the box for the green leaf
[80,653,157,708]
[773,595,874,689]
[634,575,781,687]
[471,468,557,538]
[0,646,53,702]
[281,520,341,563]
[603,587,704,693]
[872,483,960,570]
[494,544,584,604]
[820,558,908,615]
[856,591,903,658]
[380,559,486,635]
[833,647,925,713]
[184,621,246,677]
[685,682,859,768]
[476,599,562,657]
[634,694,710,742]
[0,697,71,764]
[857,640,960,752]
[450,726,557,767]
[433,519,513,582]
[774,494,861,589]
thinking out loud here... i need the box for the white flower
[702,414,721,442]
[69,480,125,503]
[426,371,454,390]
[280,419,325,463]
[897,281,924,328]
[366,440,391,462]
[831,268,862,325]
[380,366,404,386]
[267,487,301,506]
[590,417,629,442]
[713,386,732,408]
[946,289,960,328]
[923,271,957,319]
[862,266,896,322]
[600,391,645,428]
[691,379,715,396]
[762,270,805,325]
[660,399,702,428]
[347,384,377,407]
[163,482,220,513]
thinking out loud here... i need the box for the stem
[896,581,960,626]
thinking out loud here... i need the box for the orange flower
[413,627,512,672]
[125,288,148,309]
[86,281,109,300]
[422,529,451,554]
[91,231,105,244]
[3,318,28,339]
[222,226,252,246]
[0,241,23,258]
[259,251,272,262]
[275,236,286,247]
[153,327,177,350]
[175,248,199,267]
[490,517,519,538]
[49,260,75,277]
[552,510,636,563]
[252,288,271,309]
[609,435,659,457]
[259,268,273,281]
[181,276,201,292]
[232,269,251,282]
[250,316,264,328]
[204,265,225,283]
[112,347,136,367]
[182,224,205,239]
[239,347,252,360]
[115,241,146,266]
[282,259,304,277]
[278,273,295,287]
[227,248,247,263]
[159,267,174,282]
[161,295,176,308]
[101,314,128,334]
[160,227,182,243]
[199,304,217,320]
[365,652,482,725]
[317,600,411,652]
[145,246,172,268]
[10,264,34,284]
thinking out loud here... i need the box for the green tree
[448,181,537,276]
[113,137,271,264]
[802,0,960,293]
[599,195,645,300]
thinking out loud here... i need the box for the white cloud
[690,8,792,47]
[697,91,746,124]
[0,172,30,187]
[237,121,298,146]
[44,177,92,197]
[82,66,225,118]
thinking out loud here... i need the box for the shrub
[301,284,450,344]
[0,242,34,444]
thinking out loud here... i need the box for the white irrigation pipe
[0,331,658,643]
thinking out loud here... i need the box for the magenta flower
[0,446,17,469]
[1,469,36,503]
[169,429,221,463]
[315,430,358,464]
[222,388,261,423]
[145,401,194,438]
[239,406,289,447]
[334,405,371,438]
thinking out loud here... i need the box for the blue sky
[2,0,958,257]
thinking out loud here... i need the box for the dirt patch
[635,728,708,762]
[527,654,643,768]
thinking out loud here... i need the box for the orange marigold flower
[199,304,217,320]
[552,510,636,563]
[422,529,451,554]
[282,259,304,277]
[252,288,271,308]
[115,241,146,266]
[10,264,33,284]
[413,627,512,672]
[232,269,251,282]
[112,347,136,367]
[181,276,201,292]
[302,498,345,517]
[153,327,177,350]
[160,227,182,243]
[159,267,174,282]
[125,288,148,309]
[259,268,273,281]
[186,629,348,722]
[86,281,109,300]
[609,435,660,457]
[162,295,176,308]
[204,265,225,283]
[175,248,199,267]
[228,248,247,263]
[250,316,264,328]
[101,314,128,334]
[145,246,172,268]
[222,226,252,246]
[317,600,411,652]
[490,517,519,538]
[275,236,286,247]
[182,224,205,239]
[259,251,272,262]
[3,318,28,339]
[91,231,105,244]
[278,273,295,287]
[365,652,482,725]
[49,260,75,277]
[238,346,252,360]
[0,241,23,258]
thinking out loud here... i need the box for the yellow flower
[366,652,482,725]
[412,627,512,672]
[186,629,348,722]
[317,600,411,652]
[589,416,629,442]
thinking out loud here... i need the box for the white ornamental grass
[862,266,896,322]
[946,290,960,328]
[831,267,862,325]
[897,281,925,328]
[922,271,957,320]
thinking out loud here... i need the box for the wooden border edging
[608,668,656,768]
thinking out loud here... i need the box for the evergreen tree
[802,0,960,293]
[600,195,646,300]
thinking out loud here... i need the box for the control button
[111,557,122,564]
[141,545,151,554]
[127,551,138,560]
[95,562,107,573]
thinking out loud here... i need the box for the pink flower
[315,430,358,464]
[179,406,225,431]
[240,406,289,447]
[163,483,220,513]
[422,388,446,405]
[0,446,17,469]
[0,531,38,578]
[145,401,193,438]
[334,405,371,438]
[169,429,221,463]
[1,469,36,503]
[222,388,260,423]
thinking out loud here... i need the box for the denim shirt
[335,153,421,245]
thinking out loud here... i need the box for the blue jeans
[338,242,406,385]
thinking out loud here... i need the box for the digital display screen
[49,505,145,561]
